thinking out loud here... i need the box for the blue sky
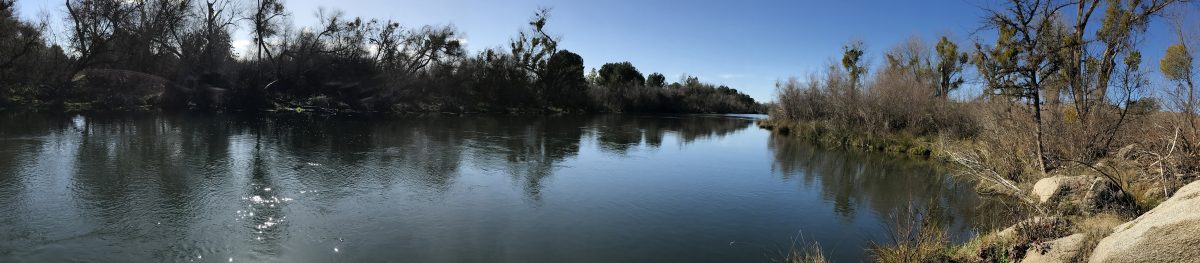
[14,0,1198,102]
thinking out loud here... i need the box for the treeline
[771,0,1197,209]
[0,0,761,114]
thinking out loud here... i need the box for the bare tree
[250,0,284,64]
[65,0,120,72]
[197,0,240,68]
[65,0,192,72]
[974,0,1072,176]
[397,25,464,75]
[1061,0,1178,111]
[1056,0,1182,163]
[0,0,44,75]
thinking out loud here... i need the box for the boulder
[1032,176,1137,215]
[1081,177,1137,216]
[1032,176,1086,203]
[1020,234,1086,263]
[1089,180,1200,263]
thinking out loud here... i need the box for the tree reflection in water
[0,113,1011,262]
[768,132,1018,240]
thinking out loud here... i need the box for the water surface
[0,113,991,262]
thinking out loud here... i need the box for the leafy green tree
[1161,44,1193,83]
[539,50,588,109]
[1161,43,1195,128]
[934,36,968,99]
[841,41,867,92]
[598,62,644,86]
[682,75,700,87]
[511,8,557,75]
[585,68,600,85]
[646,73,666,88]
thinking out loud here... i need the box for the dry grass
[772,62,980,141]
[1070,214,1124,262]
[869,202,951,263]
[947,230,1017,263]
[782,242,828,263]
[774,232,829,263]
[941,217,1073,263]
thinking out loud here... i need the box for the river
[0,113,994,262]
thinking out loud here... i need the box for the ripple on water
[236,186,295,244]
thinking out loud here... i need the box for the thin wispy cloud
[717,74,751,80]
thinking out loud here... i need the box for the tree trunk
[1188,78,1197,136]
[1033,87,1049,176]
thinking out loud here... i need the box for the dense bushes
[0,1,762,114]
[768,1,1198,261]
[770,26,1197,209]
[591,72,760,113]
[768,0,1200,226]
[0,0,71,111]
[772,38,979,140]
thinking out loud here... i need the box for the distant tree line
[0,0,762,114]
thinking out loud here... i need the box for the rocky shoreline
[760,118,1199,262]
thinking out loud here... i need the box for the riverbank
[755,118,945,160]
[762,117,1199,263]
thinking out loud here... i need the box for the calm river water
[0,113,995,262]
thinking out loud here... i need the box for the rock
[1031,176,1136,215]
[1081,177,1138,216]
[1020,234,1086,263]
[1114,144,1138,160]
[1089,180,1200,263]
[1032,176,1086,203]
[997,225,1017,239]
